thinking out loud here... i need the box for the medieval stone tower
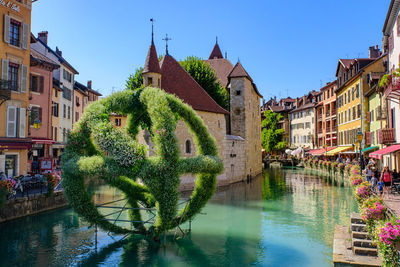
[228,62,263,177]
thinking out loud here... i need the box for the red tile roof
[143,44,161,74]
[159,55,229,115]
[339,59,354,69]
[30,48,59,70]
[228,61,253,82]
[204,58,233,88]
[228,62,263,98]
[208,43,223,59]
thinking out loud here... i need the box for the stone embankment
[0,191,68,223]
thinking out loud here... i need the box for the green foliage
[62,87,223,237]
[261,110,286,152]
[126,67,144,91]
[180,56,230,110]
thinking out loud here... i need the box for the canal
[0,168,357,266]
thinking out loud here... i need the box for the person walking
[366,165,373,182]
[381,166,392,199]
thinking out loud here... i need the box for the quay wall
[0,191,68,223]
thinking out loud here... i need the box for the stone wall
[0,191,68,223]
[223,136,246,182]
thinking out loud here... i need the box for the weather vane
[163,33,171,55]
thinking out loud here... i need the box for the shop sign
[33,144,44,149]
[0,0,20,12]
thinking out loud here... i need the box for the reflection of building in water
[273,169,357,246]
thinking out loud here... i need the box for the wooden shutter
[39,76,44,93]
[7,106,17,137]
[19,108,26,138]
[20,64,28,93]
[1,59,9,80]
[22,23,29,50]
[39,107,42,122]
[3,15,10,44]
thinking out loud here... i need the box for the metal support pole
[95,224,98,252]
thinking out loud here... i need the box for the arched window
[185,139,191,154]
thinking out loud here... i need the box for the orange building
[0,1,32,176]
[315,81,337,148]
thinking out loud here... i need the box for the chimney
[369,45,381,59]
[303,95,307,104]
[38,31,48,45]
[55,47,62,57]
[87,80,92,89]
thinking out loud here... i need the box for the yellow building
[0,1,32,176]
[336,48,385,154]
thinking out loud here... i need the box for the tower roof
[208,41,223,60]
[228,61,253,82]
[143,44,161,74]
[159,54,229,114]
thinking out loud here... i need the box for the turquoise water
[0,168,357,266]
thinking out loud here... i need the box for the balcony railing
[317,114,322,121]
[378,128,396,144]
[0,79,18,92]
[365,132,371,146]
[326,126,331,132]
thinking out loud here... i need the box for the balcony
[365,132,371,146]
[378,128,396,144]
[326,126,331,133]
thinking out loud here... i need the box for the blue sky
[31,0,391,100]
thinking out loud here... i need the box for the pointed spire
[228,61,253,82]
[162,34,171,55]
[150,18,154,45]
[143,42,161,74]
[208,38,223,59]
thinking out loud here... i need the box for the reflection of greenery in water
[0,168,357,267]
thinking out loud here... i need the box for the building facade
[31,31,79,149]
[0,1,32,176]
[29,44,59,173]
[336,48,384,153]
[316,81,337,148]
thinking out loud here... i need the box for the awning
[0,142,32,150]
[32,138,55,145]
[326,146,353,156]
[370,144,400,160]
[361,146,379,153]
[308,147,335,156]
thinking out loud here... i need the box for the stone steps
[351,223,367,232]
[352,231,371,240]
[350,213,379,257]
[352,238,377,249]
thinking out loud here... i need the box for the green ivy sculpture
[61,87,224,236]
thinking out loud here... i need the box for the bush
[61,87,223,236]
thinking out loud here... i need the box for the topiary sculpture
[61,87,224,237]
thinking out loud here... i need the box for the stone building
[118,38,263,187]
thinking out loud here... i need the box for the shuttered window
[7,106,17,137]
[20,64,27,93]
[30,75,44,93]
[9,18,20,47]
[1,59,8,82]
[8,63,19,91]
[29,106,42,126]
[4,15,10,44]
[19,108,26,138]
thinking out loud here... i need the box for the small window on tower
[236,90,241,96]
[148,77,153,85]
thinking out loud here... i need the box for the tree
[261,110,287,153]
[180,56,229,110]
[126,67,144,91]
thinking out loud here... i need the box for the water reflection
[0,168,357,267]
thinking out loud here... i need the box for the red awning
[370,144,400,160]
[308,147,335,156]
[0,142,32,150]
[32,138,55,145]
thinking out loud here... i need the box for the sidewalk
[384,194,400,217]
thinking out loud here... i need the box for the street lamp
[356,131,363,169]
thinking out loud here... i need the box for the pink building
[28,45,59,173]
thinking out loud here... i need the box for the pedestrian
[346,157,350,164]
[371,172,378,192]
[366,165,373,182]
[378,177,384,198]
[381,166,392,199]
